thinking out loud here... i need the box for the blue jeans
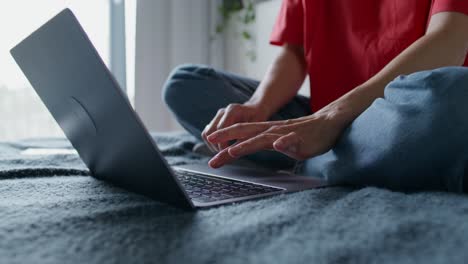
[163,64,311,169]
[163,64,468,193]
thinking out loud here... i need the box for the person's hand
[206,114,346,168]
[201,103,270,153]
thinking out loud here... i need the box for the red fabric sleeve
[430,0,468,16]
[269,0,304,46]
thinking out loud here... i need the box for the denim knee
[304,67,468,192]
[387,66,468,109]
[162,64,216,112]
[384,67,468,136]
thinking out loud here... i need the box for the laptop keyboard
[175,169,283,203]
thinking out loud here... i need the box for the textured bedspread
[1,132,468,264]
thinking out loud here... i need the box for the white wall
[223,0,309,96]
[133,0,309,133]
[134,0,216,132]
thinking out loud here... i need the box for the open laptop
[10,9,324,209]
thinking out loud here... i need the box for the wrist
[319,85,381,129]
[243,100,274,121]
[315,94,363,129]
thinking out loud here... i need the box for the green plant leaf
[216,0,257,61]
[216,24,224,33]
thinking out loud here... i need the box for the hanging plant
[215,0,258,61]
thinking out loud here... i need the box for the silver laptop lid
[11,9,192,209]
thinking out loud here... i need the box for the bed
[1,132,468,264]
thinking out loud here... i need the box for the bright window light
[0,1,112,141]
[125,0,136,104]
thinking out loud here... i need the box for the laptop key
[175,169,284,203]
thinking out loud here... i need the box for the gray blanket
[1,132,468,264]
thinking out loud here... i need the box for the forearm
[245,44,307,120]
[326,12,468,128]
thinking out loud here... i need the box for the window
[0,1,135,141]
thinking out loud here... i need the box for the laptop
[10,9,325,209]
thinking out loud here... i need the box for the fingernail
[274,140,285,149]
[207,134,217,141]
[228,147,240,157]
[209,158,218,168]
[287,146,297,153]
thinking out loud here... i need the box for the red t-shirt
[270,0,468,111]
